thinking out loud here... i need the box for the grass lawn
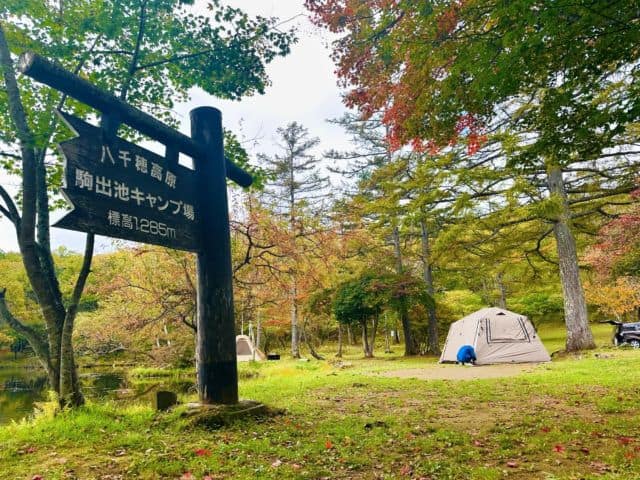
[1,322,639,479]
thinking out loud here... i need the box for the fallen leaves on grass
[618,436,634,445]
[194,448,211,457]
[590,461,612,473]
[271,459,282,468]
[399,464,413,476]
[325,440,333,449]
[553,444,565,453]
[506,461,519,468]
[179,473,194,480]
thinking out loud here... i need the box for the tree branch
[63,233,95,329]
[120,0,148,100]
[0,151,21,160]
[136,49,215,72]
[0,23,36,240]
[0,288,50,365]
[0,183,20,226]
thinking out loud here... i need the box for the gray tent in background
[439,307,551,365]
[236,335,266,362]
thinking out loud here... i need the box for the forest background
[0,0,639,376]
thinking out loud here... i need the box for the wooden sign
[56,111,199,251]
[20,52,248,405]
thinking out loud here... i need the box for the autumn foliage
[585,192,640,319]
[305,0,485,153]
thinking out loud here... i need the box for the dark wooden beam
[191,107,238,404]
[18,52,252,188]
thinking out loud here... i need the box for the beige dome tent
[236,335,266,362]
[439,307,551,365]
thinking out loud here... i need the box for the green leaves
[1,0,296,185]
[333,272,433,325]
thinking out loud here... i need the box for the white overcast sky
[0,0,352,253]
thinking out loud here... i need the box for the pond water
[0,366,195,425]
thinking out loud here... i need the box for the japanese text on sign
[100,145,177,189]
[74,167,195,221]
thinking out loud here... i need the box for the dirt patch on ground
[376,363,543,380]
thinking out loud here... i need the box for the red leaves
[325,439,334,450]
[31,476,43,480]
[399,464,413,476]
[553,444,565,453]
[618,436,634,445]
[179,473,194,480]
[435,1,469,38]
[540,426,551,433]
[585,200,640,282]
[194,448,211,457]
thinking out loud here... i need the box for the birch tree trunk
[547,163,595,351]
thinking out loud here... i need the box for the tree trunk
[547,163,595,351]
[419,219,440,355]
[393,322,400,344]
[290,281,300,358]
[361,321,372,357]
[336,323,343,358]
[347,324,355,345]
[0,27,90,407]
[301,318,324,360]
[392,225,418,355]
[256,313,262,351]
[496,272,507,309]
[369,314,378,357]
[384,319,391,354]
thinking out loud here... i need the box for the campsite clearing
[1,342,639,479]
[376,363,540,381]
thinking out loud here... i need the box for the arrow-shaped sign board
[55,111,199,251]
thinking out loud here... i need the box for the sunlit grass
[1,321,638,479]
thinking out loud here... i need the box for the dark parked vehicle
[604,320,640,348]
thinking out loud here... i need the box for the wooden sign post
[191,108,238,403]
[19,52,250,405]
